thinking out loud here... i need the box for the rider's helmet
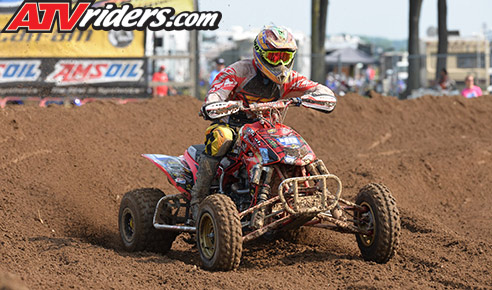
[253,26,297,84]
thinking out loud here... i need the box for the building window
[457,53,485,68]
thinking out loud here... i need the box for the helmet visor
[261,50,295,66]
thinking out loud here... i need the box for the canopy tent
[325,47,375,65]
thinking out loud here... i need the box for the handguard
[300,94,337,113]
[201,101,243,120]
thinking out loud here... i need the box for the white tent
[325,47,375,65]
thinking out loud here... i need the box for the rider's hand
[201,101,243,120]
[292,97,302,106]
[199,106,209,120]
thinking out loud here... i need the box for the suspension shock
[250,166,273,229]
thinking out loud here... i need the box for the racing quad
[118,95,401,270]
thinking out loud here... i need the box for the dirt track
[0,93,491,289]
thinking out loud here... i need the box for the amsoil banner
[0,0,195,98]
[0,58,148,97]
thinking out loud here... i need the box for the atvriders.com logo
[2,0,222,33]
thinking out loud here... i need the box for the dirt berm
[0,93,491,289]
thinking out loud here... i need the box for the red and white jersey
[206,58,335,106]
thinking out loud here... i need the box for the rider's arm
[201,62,245,120]
[284,71,337,112]
[205,59,254,105]
[205,66,243,104]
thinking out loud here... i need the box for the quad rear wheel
[196,194,242,271]
[355,183,400,263]
[118,188,177,254]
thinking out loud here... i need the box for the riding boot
[190,154,220,223]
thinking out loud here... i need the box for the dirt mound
[0,271,28,290]
[1,93,491,289]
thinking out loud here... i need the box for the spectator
[437,68,454,90]
[152,65,170,97]
[209,58,225,86]
[461,75,482,98]
[365,65,375,83]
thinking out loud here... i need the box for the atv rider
[190,25,337,222]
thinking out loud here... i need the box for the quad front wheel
[118,188,177,254]
[196,194,242,271]
[355,183,401,263]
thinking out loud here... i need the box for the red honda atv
[118,95,401,270]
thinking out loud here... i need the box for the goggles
[257,47,296,66]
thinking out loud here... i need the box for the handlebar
[201,95,336,120]
[246,97,301,112]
